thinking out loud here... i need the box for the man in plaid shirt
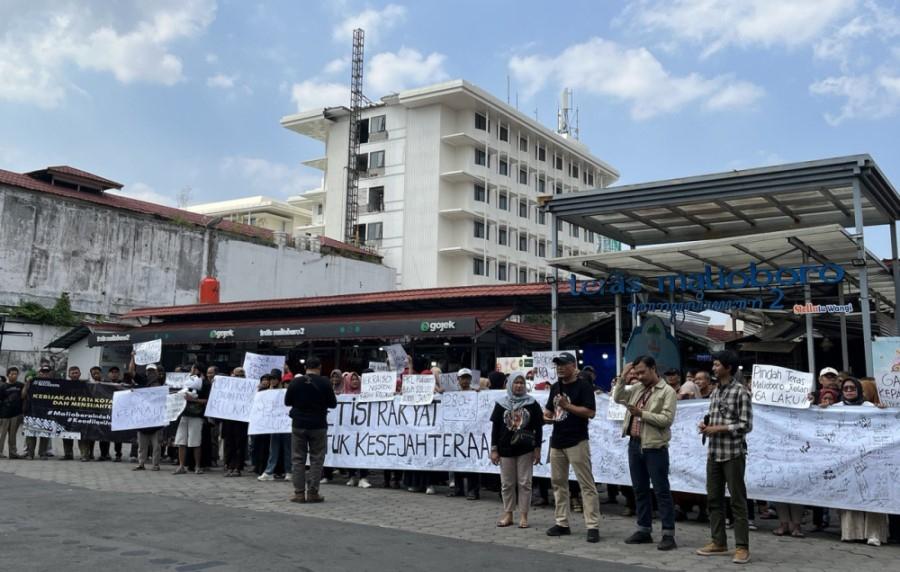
[696,350,753,564]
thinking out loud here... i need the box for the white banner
[242,352,285,382]
[751,364,814,409]
[166,392,187,422]
[111,386,167,431]
[248,389,292,435]
[385,344,407,372]
[400,375,435,406]
[321,393,900,514]
[532,350,576,386]
[359,372,397,402]
[164,372,202,390]
[133,339,162,366]
[205,376,258,422]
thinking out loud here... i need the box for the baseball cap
[819,367,839,377]
[664,368,680,376]
[582,365,596,373]
[39,364,51,372]
[552,352,577,365]
[457,368,473,378]
[145,364,158,371]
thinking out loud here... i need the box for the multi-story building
[282,79,620,289]
[185,195,313,234]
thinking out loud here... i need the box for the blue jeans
[265,434,292,475]
[628,438,675,535]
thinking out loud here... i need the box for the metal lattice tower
[344,28,365,245]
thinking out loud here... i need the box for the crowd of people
[2,350,898,563]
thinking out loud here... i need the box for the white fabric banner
[359,372,397,403]
[321,393,900,514]
[205,376,258,422]
[133,339,162,366]
[110,386,168,431]
[248,389,292,435]
[751,364,814,409]
[242,352,285,382]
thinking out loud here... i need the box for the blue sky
[2,0,899,255]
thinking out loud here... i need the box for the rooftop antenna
[557,87,574,139]
[344,28,365,246]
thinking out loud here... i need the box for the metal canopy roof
[544,155,900,247]
[549,225,896,308]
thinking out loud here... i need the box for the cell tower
[556,88,578,139]
[344,28,365,245]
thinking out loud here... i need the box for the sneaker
[466,493,480,500]
[624,531,653,544]
[194,468,204,475]
[273,474,285,480]
[347,477,359,487]
[696,542,730,556]
[8,453,21,459]
[358,478,372,489]
[258,472,275,482]
[290,493,307,504]
[726,520,734,529]
[732,547,750,563]
[129,456,138,463]
[748,521,758,531]
[173,466,187,475]
[546,525,571,537]
[867,537,881,547]
[151,465,160,471]
[425,486,436,495]
[320,478,330,485]
[657,536,677,551]
[132,464,145,471]
[586,529,600,543]
[306,492,324,503]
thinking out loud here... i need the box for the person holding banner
[543,352,601,543]
[448,369,481,500]
[258,373,292,482]
[221,367,250,478]
[490,372,543,529]
[133,365,166,472]
[173,367,211,475]
[613,356,678,551]
[64,365,83,461]
[23,365,52,460]
[285,357,336,503]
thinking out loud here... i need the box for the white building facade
[282,80,620,289]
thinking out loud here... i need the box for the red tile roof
[500,320,553,344]
[0,167,273,241]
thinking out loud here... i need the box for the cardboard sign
[359,371,398,402]
[751,364,814,409]
[133,339,162,366]
[400,375,435,406]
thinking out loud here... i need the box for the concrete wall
[0,320,69,374]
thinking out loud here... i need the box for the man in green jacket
[613,355,678,551]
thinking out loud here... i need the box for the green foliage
[9,293,80,327]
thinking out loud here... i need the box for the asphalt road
[0,473,652,572]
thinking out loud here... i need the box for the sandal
[518,520,530,529]
[496,515,514,527]
[791,529,805,538]
[773,526,787,536]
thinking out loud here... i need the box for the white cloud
[290,79,348,111]
[810,72,900,124]
[108,182,176,206]
[509,38,763,120]
[205,52,218,64]
[220,156,321,196]
[332,4,406,45]
[624,0,855,57]
[367,48,448,94]
[323,57,349,75]
[813,1,900,69]
[0,0,216,107]
[206,73,236,89]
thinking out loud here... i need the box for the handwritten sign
[166,392,187,422]
[242,352,285,382]
[400,375,435,406]
[532,350,577,386]
[607,399,627,421]
[873,336,900,407]
[133,339,162,366]
[385,344,408,372]
[438,371,480,392]
[111,386,167,431]
[165,372,202,391]
[496,356,533,374]
[248,389,292,435]
[205,376,258,422]
[368,361,389,372]
[441,391,479,422]
[751,364,814,409]
[359,372,398,402]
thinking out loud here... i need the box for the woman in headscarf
[831,377,889,546]
[489,371,543,529]
[340,372,372,488]
[329,369,344,395]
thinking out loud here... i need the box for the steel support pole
[669,289,676,337]
[551,212,559,351]
[891,220,900,334]
[852,178,874,375]
[838,283,849,372]
[803,251,815,375]
[615,294,623,374]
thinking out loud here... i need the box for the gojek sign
[569,262,845,312]
[420,320,456,333]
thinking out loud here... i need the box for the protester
[0,368,25,459]
[448,368,481,500]
[490,371,543,529]
[613,356,678,550]
[488,370,506,390]
[582,365,597,387]
[251,374,274,475]
[23,365,52,460]
[329,369,343,394]
[99,366,129,461]
[859,377,881,405]
[693,370,714,399]
[258,373,292,482]
[62,365,82,461]
[544,352,600,543]
[697,350,753,564]
[202,366,220,469]
[132,365,166,472]
[285,357,337,503]
[677,370,702,400]
[663,369,682,393]
[220,367,250,477]
[174,364,210,475]
[338,371,372,488]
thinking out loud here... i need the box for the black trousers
[221,420,249,470]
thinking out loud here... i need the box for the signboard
[368,361,389,372]
[242,352,285,382]
[248,389,292,435]
[205,376,259,422]
[165,372,202,390]
[751,364,814,409]
[166,392,188,422]
[623,316,680,377]
[359,372,398,402]
[400,375,435,406]
[874,337,900,407]
[532,350,577,386]
[133,339,161,365]
[496,356,533,374]
[385,344,408,372]
[111,386,168,431]
[23,379,133,441]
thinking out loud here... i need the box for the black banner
[25,379,134,441]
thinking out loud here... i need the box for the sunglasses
[842,386,857,392]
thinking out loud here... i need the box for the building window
[475,112,487,130]
[475,148,487,166]
[588,172,594,186]
[474,220,486,239]
[499,124,509,142]
[518,168,527,185]
[498,192,508,211]
[498,262,508,281]
[555,156,563,170]
[316,203,323,216]
[354,221,383,245]
[499,159,508,176]
[538,272,546,282]
[474,183,487,203]
[519,137,527,152]
[537,145,546,162]
[370,114,386,133]
[473,257,486,276]
[365,186,385,213]
[518,234,528,252]
[555,182,562,195]
[518,200,528,218]
[519,268,528,283]
[570,223,579,238]
[556,245,563,257]
[538,241,546,257]
[538,209,546,225]
[498,227,508,246]
[570,164,579,178]
[587,230,595,243]
[370,150,385,169]
[556,219,563,232]
[537,177,546,194]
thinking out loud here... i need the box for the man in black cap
[544,351,601,543]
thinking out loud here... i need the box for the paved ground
[1,441,896,571]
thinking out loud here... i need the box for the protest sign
[166,392,188,422]
[400,375,435,406]
[242,352,285,382]
[24,379,133,441]
[607,399,627,421]
[368,361,389,372]
[385,344,408,372]
[164,372,202,390]
[873,337,900,407]
[205,376,258,422]
[359,372,397,402]
[751,364,814,409]
[133,339,162,365]
[532,350,577,386]
[248,389,292,435]
[438,370,480,392]
[440,391,480,422]
[111,386,167,431]
[495,356,533,374]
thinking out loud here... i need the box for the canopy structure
[543,155,900,376]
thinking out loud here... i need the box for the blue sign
[623,316,681,376]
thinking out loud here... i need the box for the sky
[1,0,900,255]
